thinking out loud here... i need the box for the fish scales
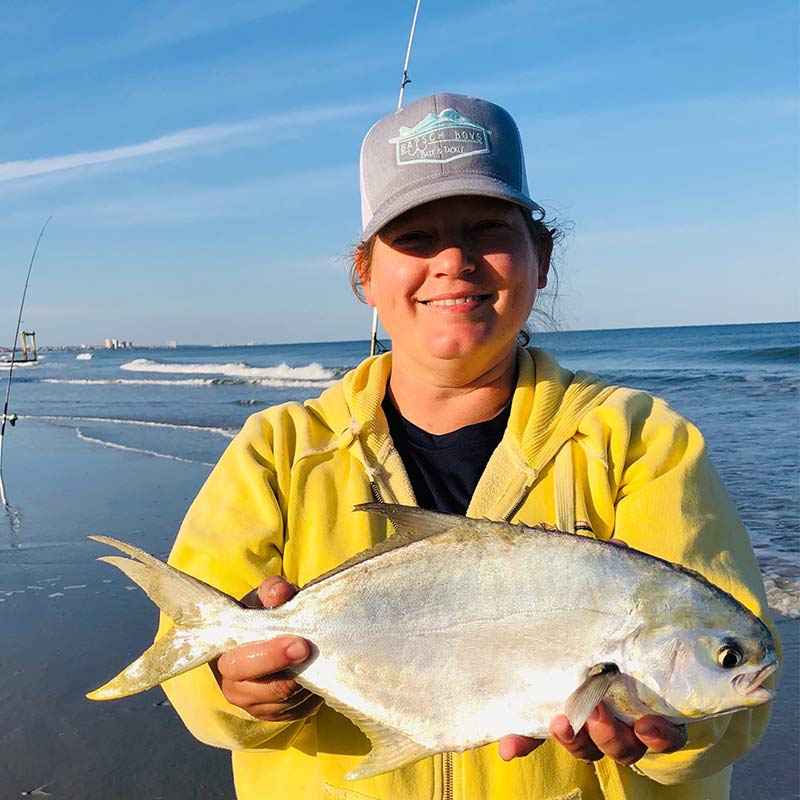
[87,503,778,781]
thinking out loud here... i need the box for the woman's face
[362,196,548,379]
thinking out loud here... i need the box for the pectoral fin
[564,662,620,733]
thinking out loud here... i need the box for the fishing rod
[0,217,52,508]
[369,0,422,358]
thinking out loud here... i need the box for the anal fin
[298,678,435,780]
[346,726,435,781]
[564,662,620,734]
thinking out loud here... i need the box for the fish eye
[717,643,744,669]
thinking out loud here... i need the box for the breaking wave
[120,358,337,383]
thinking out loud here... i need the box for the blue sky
[1,0,797,346]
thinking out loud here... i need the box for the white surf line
[75,428,215,468]
[24,414,237,438]
[42,378,212,386]
[119,358,339,385]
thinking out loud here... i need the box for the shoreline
[0,419,797,799]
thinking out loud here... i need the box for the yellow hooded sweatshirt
[161,348,777,800]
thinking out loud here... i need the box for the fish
[87,503,778,780]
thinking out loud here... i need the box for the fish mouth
[733,660,779,701]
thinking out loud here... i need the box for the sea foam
[120,358,336,383]
[75,428,216,468]
[28,415,237,439]
[43,378,213,386]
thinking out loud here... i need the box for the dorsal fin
[357,503,463,539]
[302,503,460,589]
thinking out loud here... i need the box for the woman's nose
[430,242,475,277]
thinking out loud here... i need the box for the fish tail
[87,535,245,701]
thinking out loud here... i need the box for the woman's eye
[472,219,511,233]
[717,644,744,669]
[393,231,430,248]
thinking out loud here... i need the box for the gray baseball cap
[359,92,543,240]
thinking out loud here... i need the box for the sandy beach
[1,419,797,799]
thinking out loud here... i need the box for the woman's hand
[550,702,688,765]
[210,576,324,722]
[498,703,687,765]
[497,734,546,760]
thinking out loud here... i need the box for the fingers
[550,714,605,763]
[551,704,644,766]
[248,690,324,722]
[217,636,309,683]
[222,668,315,719]
[239,576,298,609]
[497,734,545,761]
[634,715,688,754]
[212,636,322,721]
[257,576,299,608]
[583,703,647,766]
[552,704,688,767]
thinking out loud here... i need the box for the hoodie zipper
[500,491,530,523]
[369,480,385,504]
[443,752,453,800]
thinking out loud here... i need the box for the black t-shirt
[382,395,511,515]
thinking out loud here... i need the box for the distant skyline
[2,0,798,346]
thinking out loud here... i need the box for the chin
[422,335,482,361]
[422,329,513,364]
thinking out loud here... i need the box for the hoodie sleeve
[156,407,309,752]
[587,389,780,785]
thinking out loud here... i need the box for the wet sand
[0,419,797,799]
[0,420,232,798]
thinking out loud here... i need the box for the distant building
[166,340,177,349]
[105,338,134,349]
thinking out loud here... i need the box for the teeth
[424,296,481,307]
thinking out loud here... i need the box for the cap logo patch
[389,108,490,165]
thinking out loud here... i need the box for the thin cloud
[0,123,255,182]
[0,100,376,185]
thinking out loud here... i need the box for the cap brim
[361,174,543,241]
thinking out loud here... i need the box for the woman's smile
[417,293,493,310]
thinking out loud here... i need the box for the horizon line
[16,319,798,351]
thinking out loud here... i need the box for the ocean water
[5,321,799,616]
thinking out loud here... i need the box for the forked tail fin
[87,535,244,701]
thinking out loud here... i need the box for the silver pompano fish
[88,503,778,780]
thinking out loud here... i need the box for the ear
[354,238,376,307]
[362,275,376,308]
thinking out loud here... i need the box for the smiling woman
[157,93,778,800]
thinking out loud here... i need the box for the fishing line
[0,216,52,508]
[369,0,422,358]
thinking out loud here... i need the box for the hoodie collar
[329,348,616,516]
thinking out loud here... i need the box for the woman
[161,93,776,800]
